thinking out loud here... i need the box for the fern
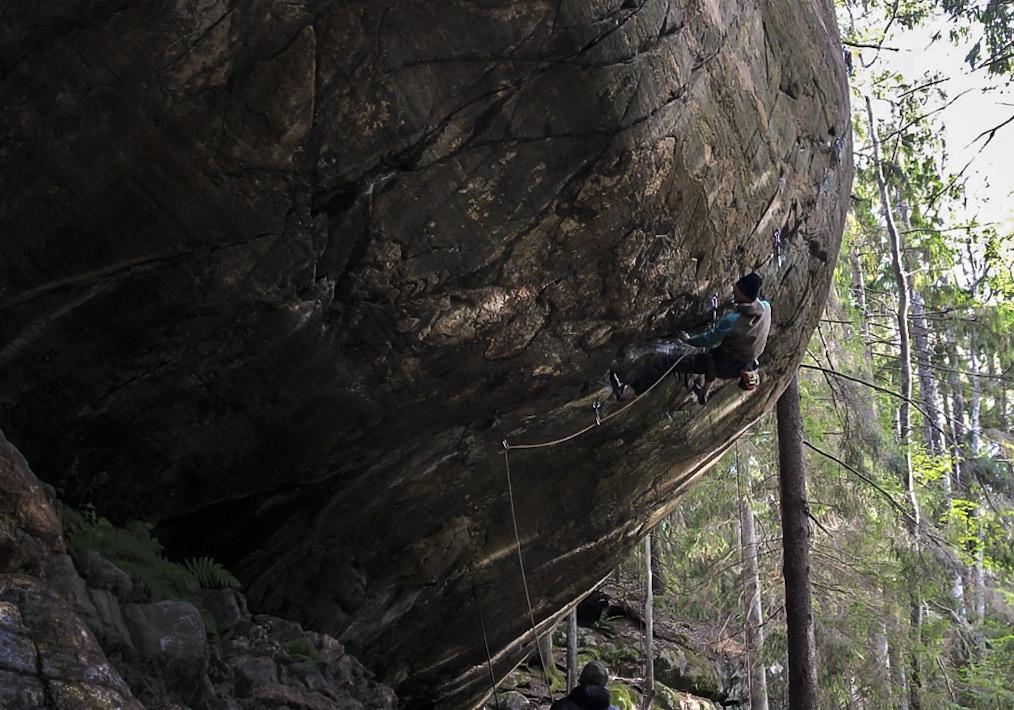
[185,557,241,590]
[62,504,241,603]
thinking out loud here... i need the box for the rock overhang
[0,0,851,706]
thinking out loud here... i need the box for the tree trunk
[849,245,877,382]
[566,608,578,691]
[908,594,923,710]
[969,341,982,455]
[866,95,920,530]
[946,334,967,491]
[777,375,818,710]
[866,97,924,710]
[650,528,665,596]
[895,195,944,457]
[943,339,969,620]
[643,535,655,709]
[941,388,956,500]
[912,293,944,455]
[975,523,986,626]
[739,451,770,710]
[874,619,893,707]
[890,609,910,710]
[537,629,554,675]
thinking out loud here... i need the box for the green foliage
[64,505,195,601]
[605,681,639,710]
[283,638,319,664]
[958,625,1014,707]
[185,556,241,590]
[63,504,241,633]
[592,610,621,638]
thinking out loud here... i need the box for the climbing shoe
[692,382,709,405]
[609,371,638,401]
[609,370,625,401]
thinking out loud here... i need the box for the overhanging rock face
[1,1,851,706]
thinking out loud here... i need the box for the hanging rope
[474,589,501,710]
[495,348,697,698]
[502,445,554,691]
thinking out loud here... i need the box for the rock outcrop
[1,428,397,709]
[1,0,851,706]
[1,431,143,709]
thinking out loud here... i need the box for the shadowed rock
[0,0,851,706]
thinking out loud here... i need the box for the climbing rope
[495,349,696,697]
[503,350,695,451]
[474,589,501,710]
[502,447,554,690]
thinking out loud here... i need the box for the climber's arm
[686,312,737,348]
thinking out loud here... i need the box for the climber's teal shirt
[687,299,771,363]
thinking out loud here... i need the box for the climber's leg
[691,354,742,404]
[626,351,710,395]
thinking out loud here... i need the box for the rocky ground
[0,427,396,710]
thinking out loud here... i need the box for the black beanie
[736,273,762,301]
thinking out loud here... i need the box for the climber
[550,661,620,710]
[610,272,771,404]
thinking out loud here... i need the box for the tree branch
[799,363,958,443]
[843,40,903,51]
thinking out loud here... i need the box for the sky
[855,9,1014,231]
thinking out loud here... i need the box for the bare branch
[971,110,1014,149]
[843,40,903,51]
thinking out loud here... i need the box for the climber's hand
[676,330,690,342]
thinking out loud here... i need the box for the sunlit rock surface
[0,0,850,706]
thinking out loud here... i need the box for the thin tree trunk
[537,629,554,676]
[890,608,910,710]
[912,294,944,454]
[874,620,893,707]
[777,375,818,710]
[566,608,578,691]
[943,339,968,620]
[849,246,877,382]
[867,97,922,710]
[895,196,943,456]
[941,390,956,500]
[1001,364,1009,432]
[970,342,982,455]
[908,596,923,710]
[946,334,967,491]
[650,528,665,596]
[975,523,986,626]
[739,450,770,710]
[643,535,655,709]
[866,95,920,530]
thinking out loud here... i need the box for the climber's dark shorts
[629,350,742,393]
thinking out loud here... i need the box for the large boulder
[122,600,209,704]
[0,0,852,705]
[0,430,143,710]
